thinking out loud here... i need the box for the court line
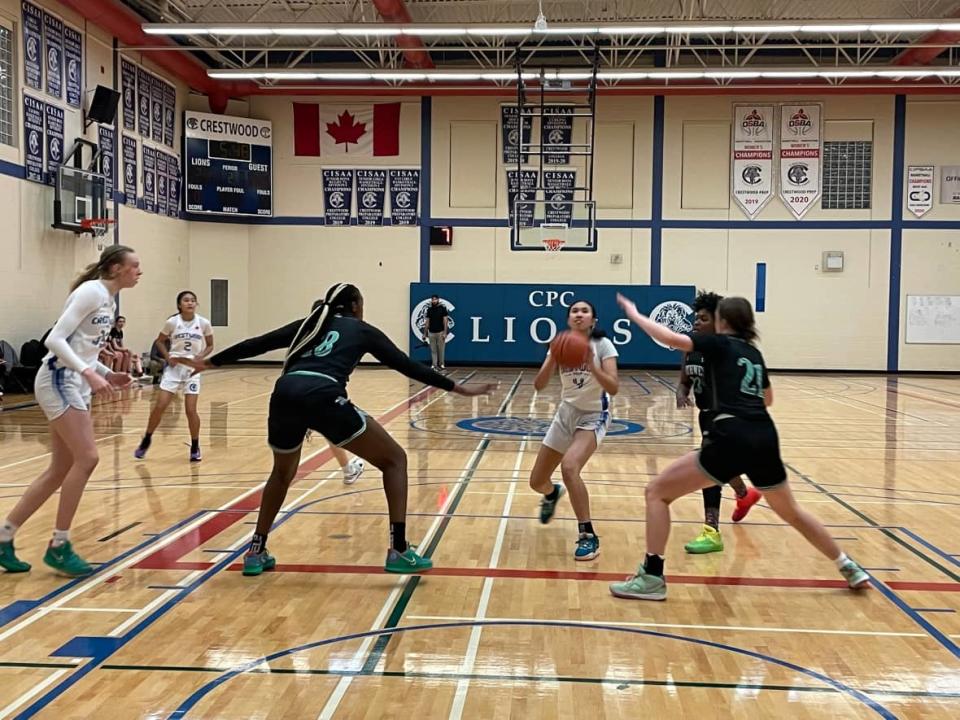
[0,670,70,720]
[450,393,532,719]
[6,381,453,718]
[0,431,133,472]
[406,614,928,639]
[165,620,897,720]
[317,372,524,719]
[787,462,960,662]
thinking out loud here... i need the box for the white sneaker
[343,458,365,485]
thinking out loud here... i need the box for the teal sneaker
[385,546,433,574]
[242,550,276,577]
[839,559,870,589]
[609,567,667,601]
[574,533,600,561]
[43,541,92,577]
[539,484,565,524]
[0,540,31,573]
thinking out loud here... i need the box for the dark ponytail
[717,297,759,344]
[569,299,607,339]
[71,245,135,291]
[284,283,361,371]
[176,290,197,310]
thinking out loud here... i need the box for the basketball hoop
[542,237,566,253]
[80,217,115,238]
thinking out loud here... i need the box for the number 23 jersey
[691,333,770,420]
[163,313,213,359]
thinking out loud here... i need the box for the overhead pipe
[369,0,435,69]
[894,10,960,66]
[58,0,258,112]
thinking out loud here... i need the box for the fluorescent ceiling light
[337,28,401,36]
[669,25,733,34]
[799,24,870,33]
[534,27,599,34]
[597,26,665,34]
[403,28,466,36]
[706,70,762,78]
[208,27,272,35]
[465,27,531,36]
[144,27,209,36]
[869,23,938,32]
[733,25,801,33]
[273,28,337,36]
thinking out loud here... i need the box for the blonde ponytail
[71,245,135,291]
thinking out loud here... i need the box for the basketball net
[540,222,568,256]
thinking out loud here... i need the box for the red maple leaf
[325,110,366,149]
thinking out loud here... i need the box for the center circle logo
[787,163,809,186]
[395,191,411,208]
[741,165,762,185]
[456,416,644,437]
[328,191,344,208]
[649,300,693,349]
[361,191,378,208]
[47,48,57,71]
[27,37,38,61]
[410,296,455,343]
[548,129,565,144]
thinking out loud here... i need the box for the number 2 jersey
[163,313,213,359]
[690,333,770,420]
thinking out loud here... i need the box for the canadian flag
[292,102,401,157]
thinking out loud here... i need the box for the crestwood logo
[787,163,809,186]
[411,298,455,342]
[649,301,694,349]
[742,165,763,185]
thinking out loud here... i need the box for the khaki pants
[428,332,446,368]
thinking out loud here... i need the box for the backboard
[54,165,108,234]
[511,199,596,252]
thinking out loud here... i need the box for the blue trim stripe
[650,96,664,285]
[419,97,432,283]
[887,94,906,372]
[755,262,767,312]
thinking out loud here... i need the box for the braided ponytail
[71,245,135,291]
[283,283,361,371]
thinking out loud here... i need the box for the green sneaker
[242,550,276,577]
[609,567,667,601]
[684,525,724,554]
[0,540,31,573]
[539,483,565,524]
[839,559,870,589]
[385,546,433,574]
[43,541,92,577]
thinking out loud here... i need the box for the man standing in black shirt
[423,295,449,370]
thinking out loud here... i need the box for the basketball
[551,331,591,369]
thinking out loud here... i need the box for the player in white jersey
[0,246,141,577]
[529,300,619,561]
[135,291,214,462]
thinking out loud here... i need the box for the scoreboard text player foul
[184,111,273,217]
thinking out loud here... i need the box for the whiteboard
[905,295,960,344]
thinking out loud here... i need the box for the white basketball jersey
[42,280,116,371]
[163,314,212,359]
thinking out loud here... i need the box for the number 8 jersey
[163,313,213,359]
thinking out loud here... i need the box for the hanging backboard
[54,165,108,234]
[511,199,596,252]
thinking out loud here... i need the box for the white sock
[51,529,70,548]
[834,552,850,569]
[0,520,18,543]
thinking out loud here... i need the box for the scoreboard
[184,111,272,217]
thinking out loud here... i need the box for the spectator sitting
[108,316,142,376]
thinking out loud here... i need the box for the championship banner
[167,157,180,217]
[23,95,44,183]
[121,60,136,131]
[63,26,82,108]
[543,169,576,225]
[778,103,822,219]
[162,81,176,147]
[151,74,163,143]
[542,106,574,165]
[22,2,43,90]
[731,104,774,219]
[43,12,62,99]
[356,169,386,226]
[142,145,156,213]
[939,166,960,204]
[506,169,538,228]
[907,166,934,217]
[388,168,419,226]
[98,125,115,198]
[137,67,150,137]
[322,168,354,225]
[44,103,63,187]
[156,153,168,216]
[501,105,532,164]
[122,134,137,206]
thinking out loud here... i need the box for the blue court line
[0,511,205,630]
[163,620,897,719]
[896,528,960,571]
[146,586,189,591]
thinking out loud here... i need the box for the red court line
[132,384,441,571]
[182,562,958,592]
